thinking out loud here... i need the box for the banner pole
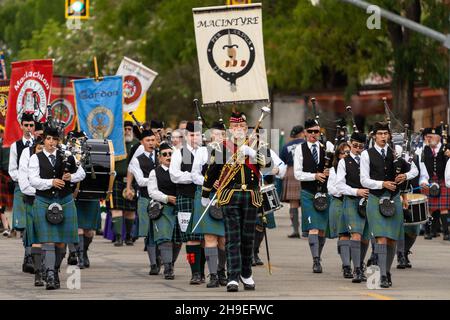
[94,56,100,82]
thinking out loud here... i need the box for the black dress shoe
[201,273,206,283]
[207,274,220,288]
[149,264,160,275]
[218,269,227,286]
[312,257,322,273]
[190,272,202,285]
[226,281,239,292]
[380,275,390,288]
[45,270,57,290]
[254,254,264,266]
[67,252,78,265]
[287,233,300,238]
[352,268,363,283]
[125,235,134,246]
[405,252,412,268]
[34,270,45,287]
[83,251,90,268]
[54,269,61,289]
[386,272,392,287]
[397,252,407,269]
[342,266,353,279]
[367,253,378,267]
[424,233,432,240]
[443,232,450,241]
[240,276,256,290]
[163,263,175,280]
[114,235,124,247]
[77,253,85,270]
[23,255,35,274]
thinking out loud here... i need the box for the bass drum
[75,139,115,200]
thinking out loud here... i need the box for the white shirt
[18,148,36,196]
[445,160,450,188]
[293,141,321,182]
[336,152,361,197]
[131,144,145,161]
[147,165,170,204]
[169,144,198,184]
[327,167,341,197]
[29,150,86,191]
[129,150,155,187]
[8,137,33,182]
[360,144,418,190]
[261,149,287,180]
[191,146,208,186]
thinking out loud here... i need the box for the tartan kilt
[300,190,329,232]
[366,192,403,240]
[281,166,301,202]
[176,194,203,242]
[343,196,370,240]
[0,171,13,208]
[153,204,182,245]
[256,209,276,229]
[33,195,79,244]
[137,196,151,238]
[422,178,450,211]
[25,201,36,246]
[404,224,420,236]
[192,186,225,237]
[111,179,137,211]
[76,200,100,230]
[12,184,27,230]
[328,197,347,239]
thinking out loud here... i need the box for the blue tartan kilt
[192,186,225,237]
[33,195,79,244]
[404,224,420,235]
[328,197,347,239]
[176,194,203,242]
[153,204,182,245]
[25,201,36,246]
[367,192,403,240]
[12,184,27,231]
[137,197,151,238]
[343,196,370,240]
[256,210,276,229]
[76,200,100,230]
[300,190,329,232]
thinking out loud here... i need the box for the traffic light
[65,0,89,20]
[226,0,252,4]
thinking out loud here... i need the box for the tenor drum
[75,139,115,200]
[261,184,282,213]
[404,193,429,225]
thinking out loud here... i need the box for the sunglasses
[352,143,365,149]
[161,152,172,157]
[23,123,35,128]
[307,129,320,134]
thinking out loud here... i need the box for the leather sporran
[358,198,367,218]
[313,192,329,212]
[46,203,64,225]
[379,197,396,217]
[147,200,163,220]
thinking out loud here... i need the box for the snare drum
[261,184,282,213]
[404,193,429,225]
[75,139,115,200]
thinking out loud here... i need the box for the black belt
[333,195,343,201]
[229,183,258,191]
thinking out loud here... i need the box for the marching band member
[110,121,139,247]
[293,119,330,273]
[329,142,353,279]
[9,113,35,273]
[170,121,204,285]
[280,125,305,238]
[29,126,86,290]
[360,122,417,288]
[192,122,227,288]
[18,137,45,286]
[147,142,182,280]
[201,111,271,292]
[336,132,370,282]
[128,129,160,275]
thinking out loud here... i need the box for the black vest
[137,152,157,198]
[176,147,196,198]
[155,166,177,200]
[368,147,397,197]
[423,145,446,181]
[35,151,76,198]
[300,142,326,194]
[16,139,31,167]
[344,156,362,190]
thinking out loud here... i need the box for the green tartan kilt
[153,204,182,245]
[111,179,137,211]
[256,210,276,229]
[137,196,151,238]
[343,196,370,240]
[76,200,100,230]
[12,184,27,231]
[176,194,204,242]
[192,186,225,237]
[25,201,36,246]
[33,195,79,244]
[300,190,329,232]
[328,197,348,239]
[404,224,420,235]
[367,192,403,240]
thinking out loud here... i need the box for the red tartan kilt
[0,171,13,209]
[422,178,450,211]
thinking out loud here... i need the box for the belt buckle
[241,184,247,190]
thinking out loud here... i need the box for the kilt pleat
[176,195,203,242]
[281,166,301,202]
[153,204,182,245]
[366,192,403,240]
[328,197,347,239]
[12,184,26,230]
[25,202,36,246]
[192,186,225,237]
[33,195,78,244]
[422,177,449,211]
[137,197,151,238]
[76,200,100,230]
[111,179,137,211]
[300,190,329,232]
[343,196,370,240]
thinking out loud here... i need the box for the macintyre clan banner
[73,76,126,160]
[192,3,269,106]
[0,80,9,131]
[49,75,80,135]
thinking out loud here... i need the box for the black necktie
[381,148,386,159]
[312,144,318,164]
[355,155,360,165]
[25,140,30,147]
[49,154,56,167]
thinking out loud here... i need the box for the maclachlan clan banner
[73,76,126,160]
[192,3,269,106]
[116,56,158,113]
[3,59,53,147]
[0,80,10,132]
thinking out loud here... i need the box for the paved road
[1,207,450,300]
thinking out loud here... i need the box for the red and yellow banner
[0,79,10,131]
[49,75,80,134]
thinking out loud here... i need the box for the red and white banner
[3,59,53,147]
[49,75,80,135]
